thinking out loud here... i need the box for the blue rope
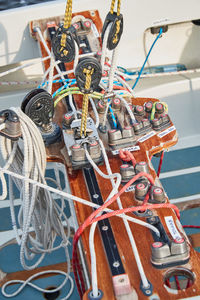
[132,27,163,90]
[108,99,117,128]
[38,78,76,89]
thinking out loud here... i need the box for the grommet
[140,280,153,296]
[88,289,103,300]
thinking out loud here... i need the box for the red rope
[186,278,192,288]
[166,278,171,288]
[175,275,181,290]
[157,151,164,178]
[72,172,180,297]
[183,225,200,229]
[119,149,137,166]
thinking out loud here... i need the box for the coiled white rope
[0,108,73,299]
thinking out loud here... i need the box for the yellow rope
[63,0,73,29]
[113,20,121,44]
[80,68,94,137]
[110,0,121,15]
[60,0,73,49]
[117,0,121,16]
[109,0,122,44]
[110,0,115,14]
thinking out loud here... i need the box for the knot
[119,149,136,166]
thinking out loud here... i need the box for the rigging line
[132,27,163,90]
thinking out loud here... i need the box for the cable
[0,123,6,131]
[116,94,136,123]
[119,149,136,166]
[0,56,50,79]
[108,47,119,93]
[35,27,65,82]
[89,97,100,128]
[100,23,112,71]
[0,80,40,86]
[183,225,200,229]
[132,28,163,90]
[54,89,102,107]
[2,270,74,299]
[0,166,160,235]
[84,146,160,297]
[73,202,179,297]
[150,101,168,121]
[97,141,150,290]
[0,108,74,299]
[109,104,117,128]
[47,51,56,94]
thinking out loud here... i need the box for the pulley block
[75,57,102,94]
[101,12,123,50]
[21,89,54,128]
[52,25,78,63]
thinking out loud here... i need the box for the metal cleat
[0,109,21,140]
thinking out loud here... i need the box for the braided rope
[113,20,121,44]
[60,0,73,49]
[63,0,73,29]
[109,0,122,44]
[110,0,115,14]
[110,0,121,15]
[80,68,94,137]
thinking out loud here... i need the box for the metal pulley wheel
[21,88,54,128]
[75,57,102,93]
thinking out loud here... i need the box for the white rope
[85,140,158,296]
[100,23,112,71]
[47,51,56,94]
[73,41,79,71]
[0,123,6,131]
[36,27,65,82]
[0,56,50,79]
[89,97,99,128]
[1,270,74,299]
[0,165,160,235]
[0,108,73,299]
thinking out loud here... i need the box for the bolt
[93,194,99,199]
[102,226,108,231]
[113,261,120,268]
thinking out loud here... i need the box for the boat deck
[0,146,200,299]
